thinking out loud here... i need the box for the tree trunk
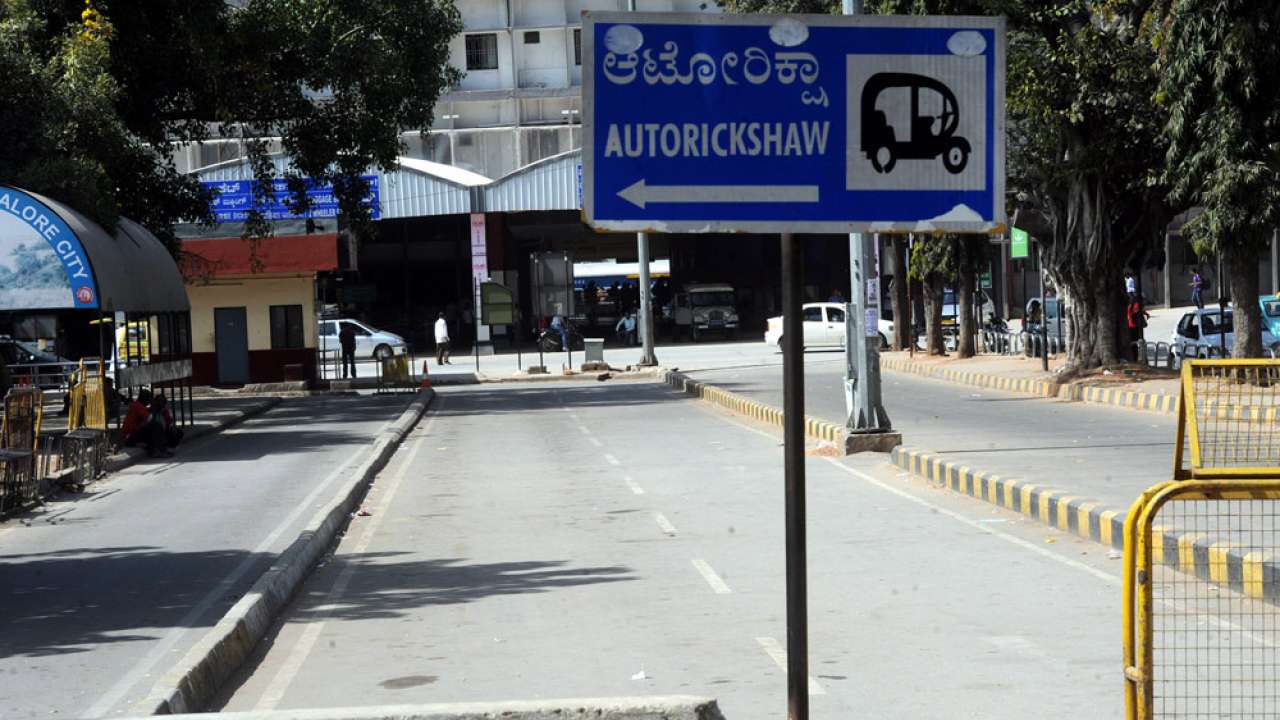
[923,273,946,355]
[1040,142,1141,370]
[1095,277,1123,366]
[891,238,910,350]
[957,267,976,358]
[1228,245,1264,358]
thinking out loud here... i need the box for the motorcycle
[536,322,585,352]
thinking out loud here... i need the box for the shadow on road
[0,545,279,658]
[289,555,634,622]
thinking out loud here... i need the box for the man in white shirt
[434,312,451,365]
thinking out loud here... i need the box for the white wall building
[173,0,718,180]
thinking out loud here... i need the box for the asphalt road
[218,379,1123,719]
[0,393,413,720]
[687,355,1177,510]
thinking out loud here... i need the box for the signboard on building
[0,186,99,309]
[204,175,381,223]
[582,13,1005,234]
[481,282,516,325]
[1010,226,1029,258]
[470,213,491,343]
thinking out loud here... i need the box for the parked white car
[1170,307,1280,364]
[765,302,891,351]
[318,318,407,360]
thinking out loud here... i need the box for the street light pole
[628,0,658,368]
[843,0,891,434]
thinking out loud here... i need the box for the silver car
[1171,307,1280,365]
[318,319,407,360]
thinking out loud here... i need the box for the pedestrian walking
[828,289,845,303]
[339,322,357,378]
[434,312,451,365]
[1124,270,1137,299]
[1191,269,1205,309]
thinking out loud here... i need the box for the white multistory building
[174,0,718,180]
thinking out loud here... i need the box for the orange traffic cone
[419,359,432,389]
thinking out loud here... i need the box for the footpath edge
[115,695,725,720]
[878,355,1180,415]
[142,389,436,714]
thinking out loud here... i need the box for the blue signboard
[203,175,381,223]
[0,186,99,309]
[583,13,1005,234]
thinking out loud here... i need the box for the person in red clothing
[1127,295,1150,360]
[121,388,170,458]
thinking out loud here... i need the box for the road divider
[663,370,893,453]
[138,389,436,715]
[889,446,1280,603]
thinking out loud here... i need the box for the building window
[574,29,581,65]
[524,31,540,44]
[270,305,304,349]
[465,34,499,71]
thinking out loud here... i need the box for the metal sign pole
[474,276,481,373]
[780,232,809,720]
[638,233,658,366]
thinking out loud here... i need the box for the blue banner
[0,186,99,310]
[203,175,381,223]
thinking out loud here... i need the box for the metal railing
[1123,359,1280,719]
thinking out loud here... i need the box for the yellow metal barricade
[1125,360,1280,719]
[67,359,108,431]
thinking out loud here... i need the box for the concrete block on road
[111,696,726,720]
[844,430,903,454]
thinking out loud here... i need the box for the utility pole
[843,0,893,437]
[628,0,658,367]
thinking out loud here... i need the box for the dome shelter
[0,185,195,431]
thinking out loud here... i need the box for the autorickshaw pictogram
[860,72,971,175]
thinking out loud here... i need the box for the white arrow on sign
[617,179,820,210]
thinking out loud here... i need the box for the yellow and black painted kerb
[891,446,1280,602]
[663,371,845,447]
[879,356,1181,416]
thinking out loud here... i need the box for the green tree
[1008,1,1169,368]
[1152,1,1280,359]
[0,0,462,251]
[909,234,961,355]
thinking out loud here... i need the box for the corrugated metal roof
[483,149,581,213]
[190,154,489,218]
[189,150,585,218]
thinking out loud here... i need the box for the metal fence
[980,329,1067,358]
[1124,359,1280,719]
[1124,480,1280,719]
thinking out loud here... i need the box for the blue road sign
[583,13,1005,234]
[203,175,380,223]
